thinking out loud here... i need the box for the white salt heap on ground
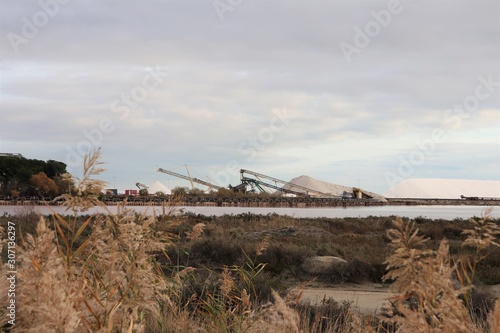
[383,179,500,199]
[148,180,172,195]
[283,175,386,201]
[285,175,352,196]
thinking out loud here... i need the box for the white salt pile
[284,175,352,196]
[283,175,386,201]
[148,180,172,195]
[383,179,500,199]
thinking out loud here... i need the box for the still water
[1,205,498,219]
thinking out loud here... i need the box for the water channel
[1,205,498,219]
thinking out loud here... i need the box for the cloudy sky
[1,0,499,194]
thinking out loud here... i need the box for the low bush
[295,299,355,333]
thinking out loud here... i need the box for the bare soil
[299,283,392,314]
[299,283,500,315]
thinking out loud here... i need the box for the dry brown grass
[381,214,500,333]
[16,216,82,332]
[1,149,175,332]
[490,300,500,333]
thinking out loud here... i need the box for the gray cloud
[1,0,498,193]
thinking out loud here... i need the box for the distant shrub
[257,243,313,275]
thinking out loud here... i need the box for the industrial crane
[157,167,224,191]
[135,182,148,190]
[184,164,195,189]
[240,169,337,197]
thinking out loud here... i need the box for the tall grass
[0,149,499,332]
[1,149,174,332]
[381,214,500,332]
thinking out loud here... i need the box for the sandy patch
[299,283,392,314]
[300,283,500,315]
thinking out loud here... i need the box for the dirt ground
[299,283,500,315]
[299,283,392,314]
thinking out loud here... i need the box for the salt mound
[284,175,352,196]
[283,175,386,201]
[383,179,500,199]
[148,180,172,195]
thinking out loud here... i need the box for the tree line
[0,155,71,197]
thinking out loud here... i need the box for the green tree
[171,186,188,197]
[44,160,67,178]
[188,188,206,196]
[17,168,33,183]
[0,155,69,196]
[216,187,235,198]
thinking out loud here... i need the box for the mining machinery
[157,167,224,191]
[157,166,341,198]
[239,169,338,198]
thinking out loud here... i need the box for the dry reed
[382,214,499,333]
[2,149,174,332]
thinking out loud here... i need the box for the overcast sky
[1,0,499,194]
